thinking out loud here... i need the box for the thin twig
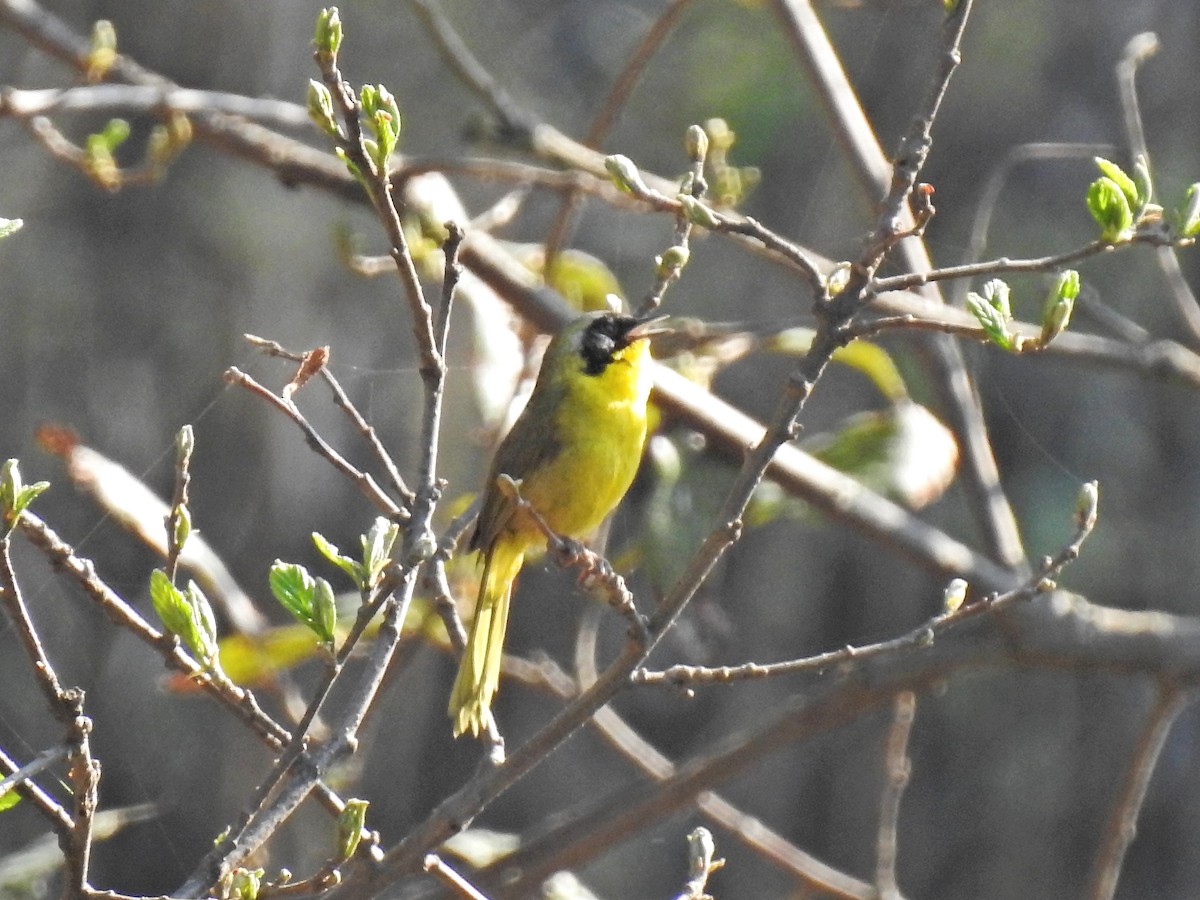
[1114,32,1200,346]
[0,518,100,893]
[244,335,415,506]
[224,366,405,519]
[0,743,74,835]
[423,854,491,900]
[638,479,1096,692]
[875,693,916,900]
[0,83,311,128]
[773,0,1026,572]
[15,513,371,836]
[1087,684,1191,900]
[486,606,877,900]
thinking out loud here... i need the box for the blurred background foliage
[3,0,1200,898]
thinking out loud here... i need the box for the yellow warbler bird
[449,310,664,737]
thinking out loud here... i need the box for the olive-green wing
[470,374,567,552]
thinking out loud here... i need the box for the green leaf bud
[678,195,721,230]
[314,8,343,56]
[312,577,337,646]
[684,124,708,163]
[966,283,1016,352]
[1175,183,1200,238]
[172,504,191,554]
[943,577,968,614]
[1087,176,1134,242]
[1094,157,1138,211]
[307,79,339,135]
[604,154,649,196]
[1039,270,1079,346]
[185,581,218,663]
[361,518,399,585]
[1132,154,1153,216]
[0,218,23,241]
[654,245,690,279]
[100,118,131,152]
[335,798,370,862]
[226,868,263,900]
[1075,480,1099,531]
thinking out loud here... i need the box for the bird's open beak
[626,314,673,342]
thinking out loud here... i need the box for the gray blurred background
[4,1,1200,897]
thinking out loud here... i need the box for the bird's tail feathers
[448,541,524,737]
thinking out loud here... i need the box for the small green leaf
[269,561,335,645]
[270,561,317,621]
[966,280,1017,351]
[1087,177,1134,242]
[1095,157,1139,211]
[313,532,364,585]
[150,569,194,645]
[185,581,219,664]
[1,459,49,532]
[360,518,399,586]
[312,577,337,646]
[0,786,21,812]
[1175,183,1200,238]
[0,218,23,240]
[335,798,370,862]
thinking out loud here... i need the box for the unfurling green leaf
[360,518,399,587]
[1039,270,1079,347]
[314,7,343,56]
[1087,176,1134,242]
[1094,157,1139,211]
[269,561,336,645]
[966,279,1017,351]
[335,798,370,862]
[1175,183,1200,239]
[1132,155,1154,217]
[1,459,50,533]
[0,218,23,240]
[225,867,264,900]
[307,80,339,135]
[149,570,218,664]
[313,532,364,585]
